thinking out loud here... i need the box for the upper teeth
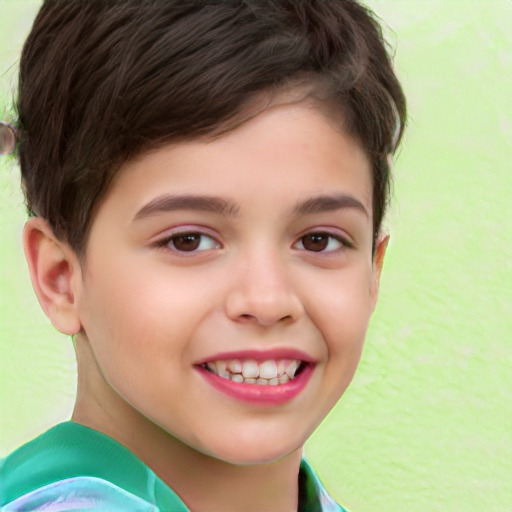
[204,359,302,384]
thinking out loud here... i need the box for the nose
[225,250,304,327]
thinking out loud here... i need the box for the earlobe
[370,234,389,311]
[23,217,82,336]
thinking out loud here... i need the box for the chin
[199,432,305,466]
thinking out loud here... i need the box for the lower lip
[196,364,314,405]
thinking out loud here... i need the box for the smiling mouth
[200,358,307,385]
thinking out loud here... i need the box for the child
[0,1,406,511]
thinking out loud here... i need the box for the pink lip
[195,363,315,406]
[196,348,316,365]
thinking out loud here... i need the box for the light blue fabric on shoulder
[1,476,158,512]
[1,465,348,512]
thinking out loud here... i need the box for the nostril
[237,313,292,325]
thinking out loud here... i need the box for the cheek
[79,262,218,365]
[305,264,374,356]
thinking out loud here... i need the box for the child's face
[74,102,385,464]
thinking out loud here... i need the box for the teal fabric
[0,422,348,511]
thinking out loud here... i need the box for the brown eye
[301,233,330,252]
[294,232,347,253]
[172,234,202,252]
[162,232,220,253]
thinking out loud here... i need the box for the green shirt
[1,422,348,511]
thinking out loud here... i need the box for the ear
[23,217,83,336]
[370,234,389,311]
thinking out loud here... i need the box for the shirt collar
[2,422,346,511]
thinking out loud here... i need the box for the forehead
[93,102,373,226]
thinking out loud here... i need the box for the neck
[145,424,302,512]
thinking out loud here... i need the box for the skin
[24,102,387,512]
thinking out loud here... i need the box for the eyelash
[293,231,354,253]
[155,231,221,253]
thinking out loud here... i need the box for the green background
[1,1,511,510]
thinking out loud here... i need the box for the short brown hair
[16,0,406,256]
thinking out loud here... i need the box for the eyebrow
[133,192,368,222]
[133,194,240,221]
[293,193,369,217]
